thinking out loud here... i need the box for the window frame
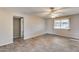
[53,17,71,30]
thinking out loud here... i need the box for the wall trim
[47,33,79,40]
[0,40,13,46]
[24,32,45,40]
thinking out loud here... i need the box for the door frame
[13,16,24,40]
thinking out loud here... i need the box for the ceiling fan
[46,7,66,18]
[33,7,67,18]
[48,7,64,15]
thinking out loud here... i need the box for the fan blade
[51,7,68,13]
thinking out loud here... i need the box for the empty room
[0,7,79,52]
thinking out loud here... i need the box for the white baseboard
[24,32,45,40]
[47,33,79,39]
[0,40,13,46]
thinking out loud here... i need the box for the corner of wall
[24,31,45,40]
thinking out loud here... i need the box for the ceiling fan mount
[49,7,55,12]
[50,7,54,10]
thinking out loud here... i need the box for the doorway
[13,16,24,42]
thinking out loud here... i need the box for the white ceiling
[1,7,49,14]
[1,7,79,18]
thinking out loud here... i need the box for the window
[54,18,70,29]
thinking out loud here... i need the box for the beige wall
[0,9,13,46]
[45,19,55,34]
[0,9,45,46]
[24,15,45,39]
[46,14,79,39]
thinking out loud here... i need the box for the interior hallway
[0,34,79,52]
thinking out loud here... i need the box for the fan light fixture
[49,7,63,18]
[50,13,59,18]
